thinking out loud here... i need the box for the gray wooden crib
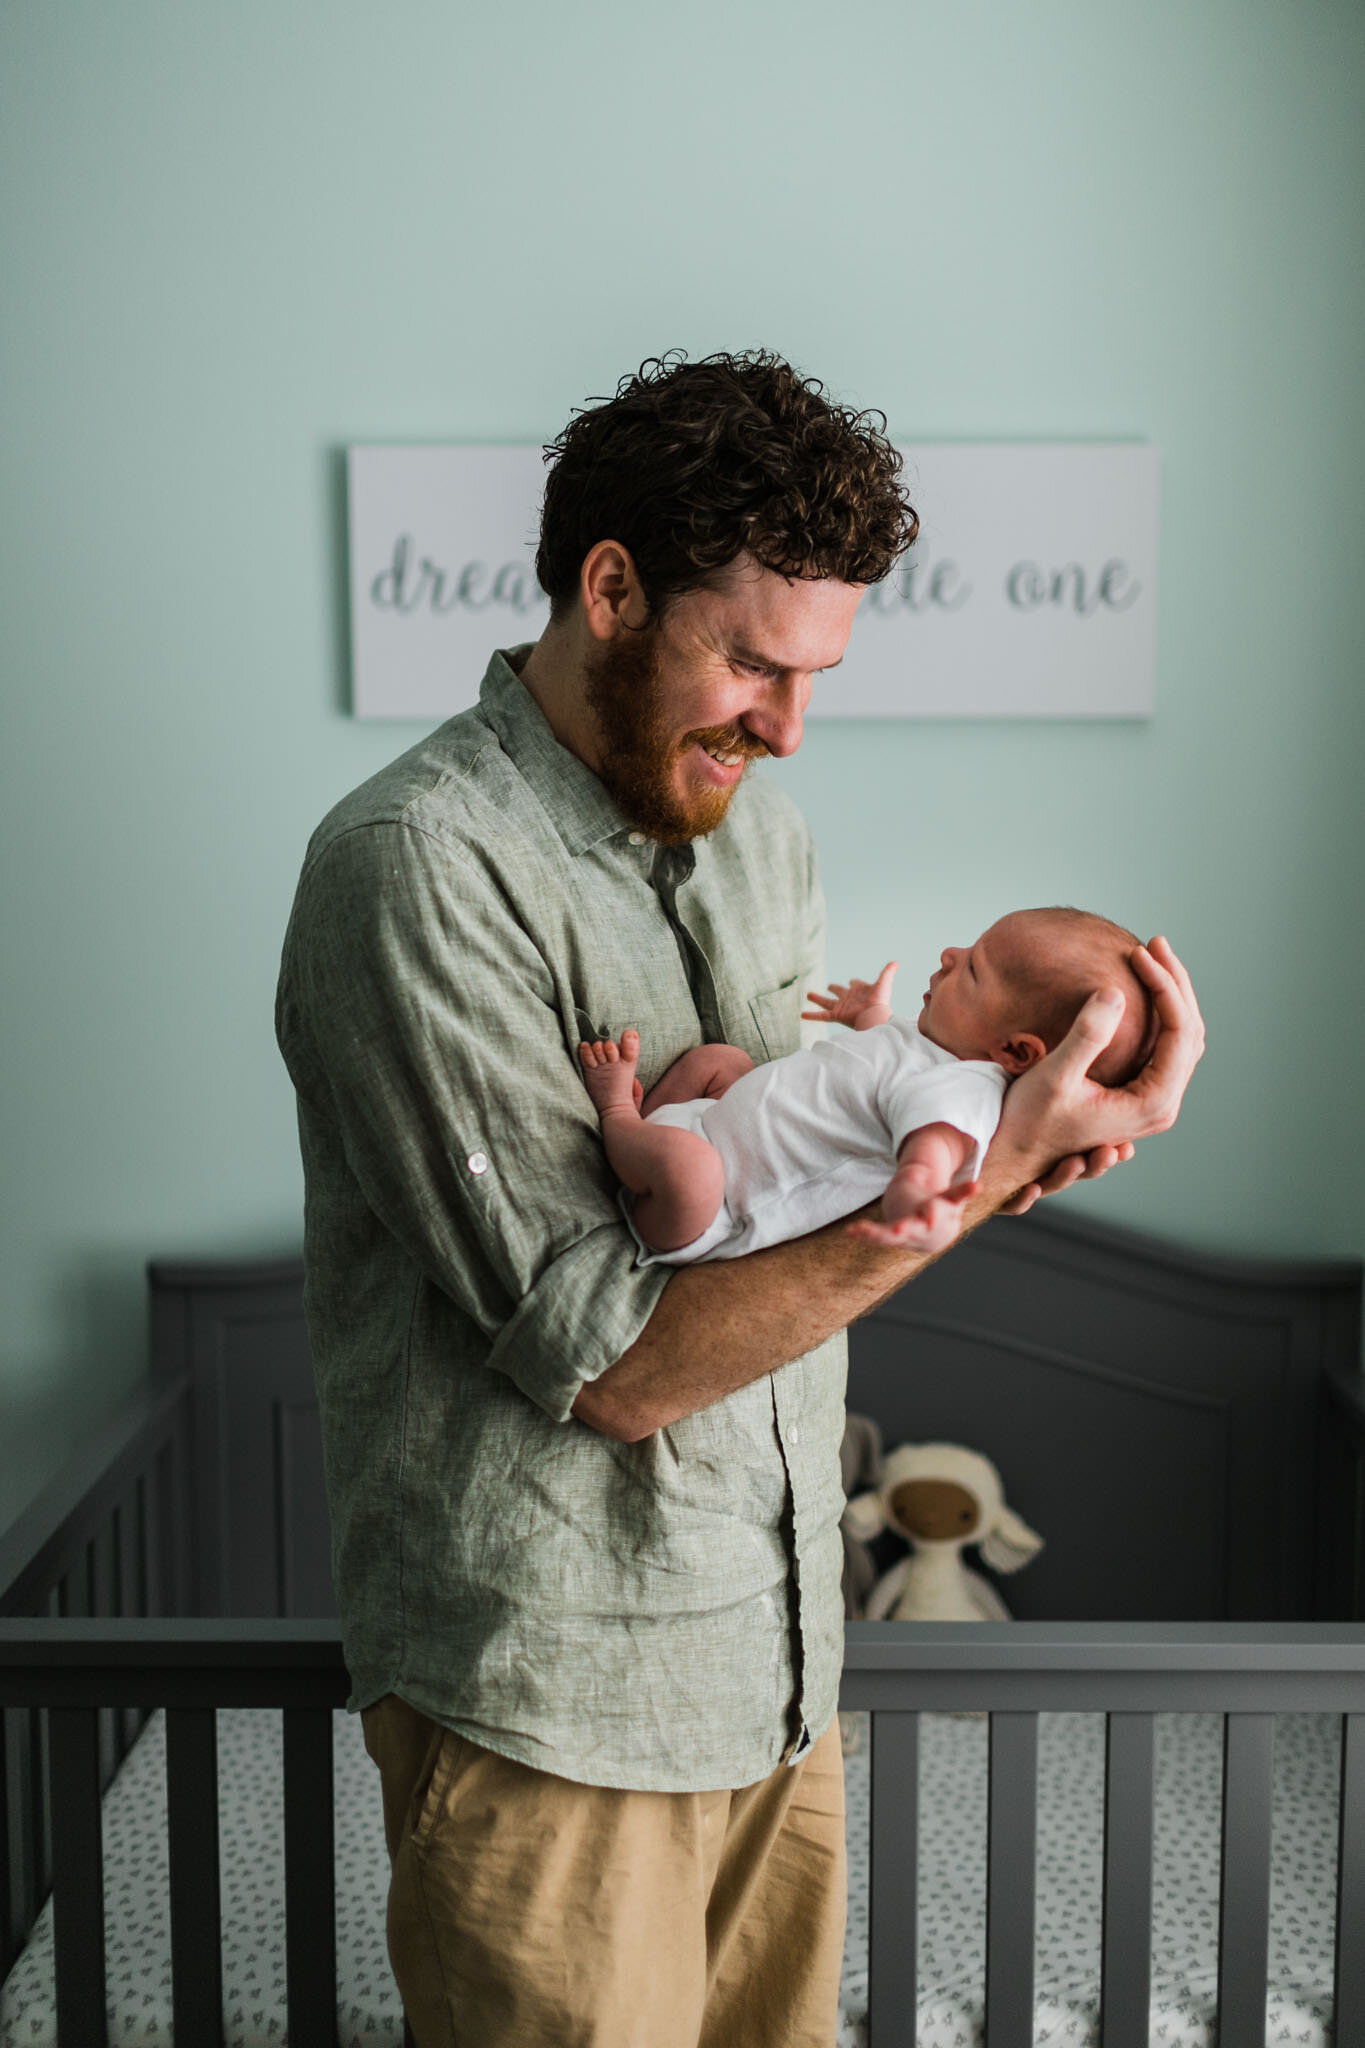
[1,1207,1363,2048]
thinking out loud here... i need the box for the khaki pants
[362,1695,847,2048]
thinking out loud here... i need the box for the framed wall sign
[347,441,1159,720]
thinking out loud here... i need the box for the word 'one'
[1006,560,1140,615]
[865,552,1141,620]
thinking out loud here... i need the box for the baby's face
[917,917,1029,1062]
[921,908,1146,1083]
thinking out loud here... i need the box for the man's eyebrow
[731,643,844,672]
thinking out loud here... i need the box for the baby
[579,907,1158,1265]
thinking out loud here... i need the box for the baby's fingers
[846,1217,921,1247]
[847,1200,966,1253]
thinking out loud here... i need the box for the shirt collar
[477,646,639,857]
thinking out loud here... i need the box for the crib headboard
[146,1209,1363,1627]
[845,1208,1361,1623]
[149,1255,321,1620]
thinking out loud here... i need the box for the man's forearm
[571,1153,1026,1442]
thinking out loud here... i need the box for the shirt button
[628,831,647,846]
[789,1426,800,1447]
[466,1151,489,1176]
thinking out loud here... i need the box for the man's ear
[580,540,647,641]
[992,1032,1048,1076]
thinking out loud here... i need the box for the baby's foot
[578,1029,642,1118]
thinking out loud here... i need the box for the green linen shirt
[275,647,849,1791]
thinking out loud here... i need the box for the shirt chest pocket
[747,973,806,1062]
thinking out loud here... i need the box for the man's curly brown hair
[536,349,918,621]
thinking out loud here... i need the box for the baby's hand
[846,1178,978,1255]
[802,962,898,1031]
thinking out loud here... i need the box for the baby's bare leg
[640,1041,755,1117]
[579,1032,727,1253]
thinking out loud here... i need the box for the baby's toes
[620,1027,640,1063]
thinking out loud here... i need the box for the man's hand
[988,935,1204,1211]
[996,1144,1135,1216]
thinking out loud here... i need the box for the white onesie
[627,1017,1008,1266]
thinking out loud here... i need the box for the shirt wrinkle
[277,644,847,1792]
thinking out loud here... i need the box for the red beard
[583,626,765,845]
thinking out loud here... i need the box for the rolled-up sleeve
[280,818,670,1420]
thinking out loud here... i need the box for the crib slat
[1337,1713,1365,2048]
[30,1705,51,1908]
[92,1522,120,1785]
[0,1710,16,1981]
[49,1705,108,2048]
[142,1465,164,1618]
[985,1711,1038,2048]
[1100,1711,1155,2048]
[134,1471,153,1616]
[867,1712,919,2048]
[166,1707,223,2047]
[283,1705,336,2047]
[1,1710,41,1977]
[91,1519,117,1619]
[1217,1711,1274,2048]
[115,1496,144,1753]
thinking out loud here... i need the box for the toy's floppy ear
[841,1412,883,1497]
[979,1504,1044,1573]
[842,1489,889,1544]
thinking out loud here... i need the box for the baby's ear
[994,1032,1048,1076]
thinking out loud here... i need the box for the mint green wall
[2,2,1363,1522]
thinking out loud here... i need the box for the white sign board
[347,442,1159,720]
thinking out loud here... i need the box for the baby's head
[918,907,1158,1088]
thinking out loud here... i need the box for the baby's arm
[802,961,898,1033]
[845,1121,978,1253]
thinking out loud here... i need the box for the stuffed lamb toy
[844,1442,1044,1622]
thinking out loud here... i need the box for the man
[276,351,1202,2047]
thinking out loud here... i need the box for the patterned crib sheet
[0,1708,1340,2048]
[838,1710,1338,2048]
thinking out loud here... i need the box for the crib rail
[0,1620,346,2048]
[0,1374,193,1991]
[4,1619,1365,2048]
[841,1621,1365,2048]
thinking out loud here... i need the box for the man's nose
[941,946,963,970]
[744,675,809,759]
